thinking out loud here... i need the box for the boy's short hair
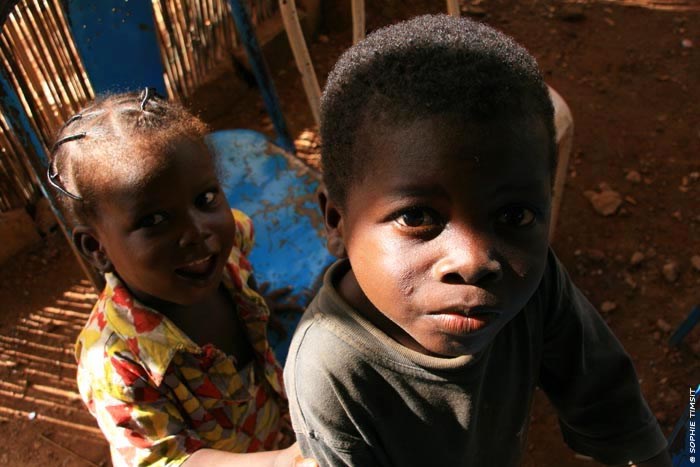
[320,14,556,205]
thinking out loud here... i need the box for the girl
[49,89,316,467]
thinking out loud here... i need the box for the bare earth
[0,1,698,465]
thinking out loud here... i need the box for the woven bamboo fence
[0,0,93,212]
[0,0,281,213]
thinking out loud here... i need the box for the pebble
[584,186,622,216]
[317,34,329,44]
[681,38,694,48]
[600,301,617,313]
[691,255,700,272]
[662,260,680,283]
[691,340,700,356]
[630,251,645,266]
[27,411,37,420]
[625,170,642,183]
[657,318,672,333]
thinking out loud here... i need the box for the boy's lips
[175,254,218,280]
[428,308,500,334]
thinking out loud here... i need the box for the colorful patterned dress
[75,210,290,466]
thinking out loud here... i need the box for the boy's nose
[431,228,503,286]
[178,215,212,247]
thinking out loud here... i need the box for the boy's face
[90,140,236,307]
[329,114,552,357]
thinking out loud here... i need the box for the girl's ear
[318,187,347,258]
[72,226,113,273]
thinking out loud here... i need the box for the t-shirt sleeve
[538,250,667,465]
[284,317,388,467]
[80,348,203,466]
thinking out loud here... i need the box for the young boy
[283,15,670,466]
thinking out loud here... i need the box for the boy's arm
[538,250,668,466]
[284,317,387,467]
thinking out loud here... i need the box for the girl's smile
[91,139,236,308]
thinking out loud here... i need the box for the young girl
[48,89,316,467]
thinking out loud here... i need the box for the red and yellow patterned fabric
[75,210,290,467]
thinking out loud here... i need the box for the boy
[283,15,670,466]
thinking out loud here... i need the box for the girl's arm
[183,443,317,467]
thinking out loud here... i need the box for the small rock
[691,340,700,356]
[27,411,37,420]
[600,301,617,313]
[625,170,642,183]
[657,318,672,333]
[586,249,606,262]
[317,34,329,44]
[691,255,700,272]
[671,210,683,221]
[652,331,661,341]
[630,251,645,266]
[584,187,622,216]
[681,38,694,48]
[662,260,680,283]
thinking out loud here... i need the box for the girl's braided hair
[47,88,209,225]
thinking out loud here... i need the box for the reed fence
[0,0,281,213]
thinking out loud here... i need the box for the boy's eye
[395,207,441,229]
[139,213,167,228]
[196,189,219,208]
[496,206,537,227]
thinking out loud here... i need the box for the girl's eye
[139,213,167,228]
[395,207,440,229]
[497,206,537,227]
[196,189,219,208]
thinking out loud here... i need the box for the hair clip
[47,164,82,200]
[139,87,163,111]
[47,132,86,201]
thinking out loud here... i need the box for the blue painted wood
[227,0,295,154]
[0,66,104,288]
[206,129,334,361]
[669,305,700,347]
[65,0,166,94]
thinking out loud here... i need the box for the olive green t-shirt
[284,250,666,466]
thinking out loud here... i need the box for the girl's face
[92,140,236,307]
[328,114,552,357]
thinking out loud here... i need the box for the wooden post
[351,0,365,44]
[279,0,321,127]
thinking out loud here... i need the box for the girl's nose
[178,215,212,247]
[431,227,503,286]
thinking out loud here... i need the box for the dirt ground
[1,0,699,465]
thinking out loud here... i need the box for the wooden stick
[279,0,321,126]
[446,0,460,17]
[547,86,574,241]
[351,0,364,44]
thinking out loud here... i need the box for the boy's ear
[318,187,347,258]
[72,226,113,273]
